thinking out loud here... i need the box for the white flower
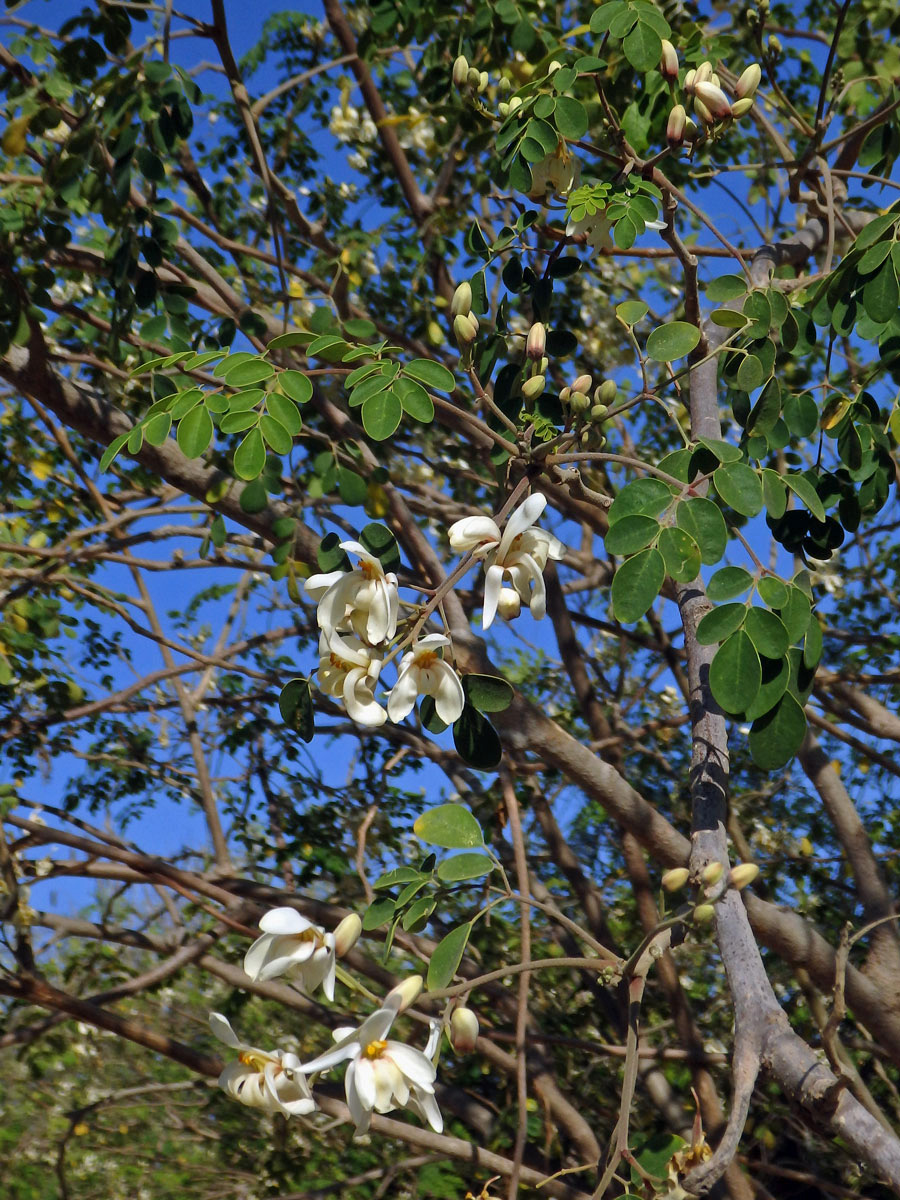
[243,908,337,999]
[386,634,465,725]
[317,632,386,727]
[448,494,564,629]
[209,1013,316,1117]
[566,210,613,251]
[300,1005,442,1135]
[528,144,581,200]
[305,542,399,646]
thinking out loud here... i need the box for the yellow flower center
[363,1039,387,1060]
[238,1050,272,1073]
[415,650,439,668]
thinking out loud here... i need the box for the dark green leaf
[611,547,666,623]
[266,390,303,435]
[676,498,727,564]
[863,263,899,323]
[714,463,763,516]
[757,576,789,609]
[259,414,293,454]
[608,477,674,524]
[362,389,403,441]
[744,607,790,658]
[278,370,313,404]
[645,321,700,361]
[233,427,266,480]
[405,359,456,391]
[395,376,434,423]
[176,405,213,458]
[785,474,825,521]
[804,612,823,669]
[605,514,659,555]
[744,655,790,721]
[553,96,588,139]
[426,922,472,990]
[279,677,314,742]
[657,526,700,582]
[709,631,761,714]
[414,802,485,849]
[453,703,503,770]
[707,567,753,602]
[224,359,275,386]
[696,603,747,645]
[463,674,514,713]
[437,853,495,883]
[748,692,806,770]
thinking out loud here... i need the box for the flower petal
[387,1043,436,1089]
[481,562,505,630]
[432,662,465,724]
[259,908,312,935]
[344,667,387,727]
[209,1012,243,1049]
[345,1061,372,1134]
[448,515,501,553]
[497,494,546,558]
[386,664,420,724]
[354,1056,377,1112]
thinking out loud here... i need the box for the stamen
[363,1039,387,1060]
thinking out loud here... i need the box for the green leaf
[779,587,812,643]
[804,612,823,669]
[316,532,350,573]
[401,896,436,932]
[761,468,787,518]
[605,514,660,555]
[373,866,425,890]
[623,21,662,72]
[259,413,293,454]
[714,463,763,516]
[697,437,742,463]
[453,703,503,770]
[706,275,747,302]
[696,603,747,645]
[863,263,899,323]
[266,331,314,350]
[608,477,674,523]
[426,923,472,990]
[395,376,434,422]
[736,353,766,393]
[748,691,806,770]
[616,300,649,325]
[657,526,700,582]
[99,430,131,472]
[169,388,204,420]
[362,897,396,930]
[645,321,700,361]
[709,631,761,714]
[338,468,368,506]
[219,410,260,434]
[633,1134,687,1184]
[757,576,789,609]
[676,498,727,564]
[277,370,313,404]
[350,364,398,406]
[405,359,456,391]
[362,389,403,441]
[710,309,749,328]
[785,474,825,522]
[612,547,666,623]
[707,567,753,602]
[224,358,274,387]
[359,522,401,571]
[266,390,303,435]
[553,96,588,139]
[176,405,213,458]
[437,853,495,883]
[144,412,172,446]
[233,427,266,479]
[463,674,514,713]
[744,655,790,721]
[279,677,314,742]
[414,803,485,849]
[744,607,790,658]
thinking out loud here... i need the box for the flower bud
[498,77,511,94]
[450,1006,479,1053]
[683,68,697,96]
[451,281,473,319]
[659,39,679,81]
[694,99,714,126]
[334,912,362,957]
[684,116,701,143]
[662,866,690,892]
[590,403,608,424]
[572,373,593,395]
[695,61,713,87]
[694,82,732,121]
[386,974,423,1012]
[526,322,546,360]
[497,588,522,620]
[693,903,715,923]
[478,71,489,93]
[767,35,782,58]
[710,72,721,89]
[596,379,618,405]
[507,96,522,114]
[452,55,469,88]
[521,374,546,401]
[558,386,571,404]
[731,97,755,118]
[498,101,509,118]
[466,67,481,88]
[667,103,687,148]
[539,355,549,374]
[427,319,444,346]
[729,862,760,891]
[454,313,478,346]
[701,861,724,885]
[735,63,761,100]
[570,392,591,414]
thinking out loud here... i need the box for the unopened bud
[498,77,511,94]
[735,63,761,100]
[701,861,724,885]
[694,82,732,121]
[667,103,687,147]
[450,1006,479,1052]
[521,374,546,401]
[454,313,478,346]
[451,281,472,319]
[499,101,509,118]
[732,97,755,118]
[466,67,481,88]
[662,867,690,892]
[695,61,713,87]
[694,99,714,126]
[507,96,522,114]
[548,60,562,74]
[660,39,679,81]
[558,386,571,404]
[497,588,522,620]
[767,35,781,57]
[570,392,591,414]
[684,68,697,96]
[426,319,444,346]
[710,72,721,89]
[729,862,760,891]
[334,912,362,957]
[684,116,701,142]
[478,71,489,93]
[596,379,618,405]
[572,373,592,395]
[693,903,715,923]
[526,322,546,360]
[386,974,423,1012]
[590,403,608,423]
[452,55,469,88]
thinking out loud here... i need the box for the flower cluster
[661,46,761,151]
[209,907,450,1135]
[304,496,564,727]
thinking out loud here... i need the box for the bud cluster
[451,281,479,366]
[658,40,762,153]
[561,373,617,452]
[452,54,489,96]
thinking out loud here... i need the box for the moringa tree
[2,1,900,1197]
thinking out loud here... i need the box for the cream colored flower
[448,495,564,629]
[528,143,581,200]
[386,634,465,725]
[317,632,386,727]
[209,1013,316,1117]
[243,908,337,999]
[305,542,399,647]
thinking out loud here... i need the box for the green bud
[570,392,591,414]
[478,71,489,93]
[597,379,618,405]
[451,281,472,319]
[735,63,762,100]
[693,903,715,923]
[452,56,469,88]
[732,97,755,118]
[466,67,481,88]
[701,861,724,885]
[571,373,592,395]
[453,313,477,346]
[661,866,690,892]
[729,862,760,891]
[521,374,546,401]
[590,403,608,423]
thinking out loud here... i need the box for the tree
[2,0,900,1196]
